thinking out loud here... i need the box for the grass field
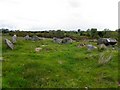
[2,36,118,88]
[0,36,2,88]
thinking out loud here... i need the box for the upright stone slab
[5,39,14,50]
[12,35,17,43]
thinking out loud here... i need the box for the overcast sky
[0,0,119,31]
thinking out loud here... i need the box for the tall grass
[98,50,113,65]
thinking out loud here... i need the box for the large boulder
[53,37,62,44]
[24,35,31,40]
[12,35,17,43]
[32,36,39,41]
[53,37,73,44]
[5,39,14,50]
[97,38,117,46]
[62,37,72,44]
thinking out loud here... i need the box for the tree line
[1,28,118,41]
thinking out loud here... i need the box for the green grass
[2,36,118,88]
[0,36,2,89]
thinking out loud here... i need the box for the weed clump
[98,50,112,66]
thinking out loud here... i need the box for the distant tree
[90,28,97,38]
[103,28,111,38]
[77,29,81,36]
[86,29,91,37]
[118,29,120,42]
[98,31,104,38]
[55,30,64,38]
[1,28,9,33]
[78,29,81,32]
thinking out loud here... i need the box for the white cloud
[68,0,81,8]
[0,0,119,31]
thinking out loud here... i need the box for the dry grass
[98,50,113,65]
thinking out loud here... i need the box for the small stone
[87,44,97,51]
[35,47,42,52]
[41,45,47,47]
[77,43,86,48]
[112,48,115,50]
[85,87,88,90]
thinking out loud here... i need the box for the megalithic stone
[24,35,30,40]
[32,36,39,41]
[53,37,62,44]
[5,39,14,50]
[62,37,73,44]
[12,35,17,43]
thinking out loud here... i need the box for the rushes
[98,50,112,65]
